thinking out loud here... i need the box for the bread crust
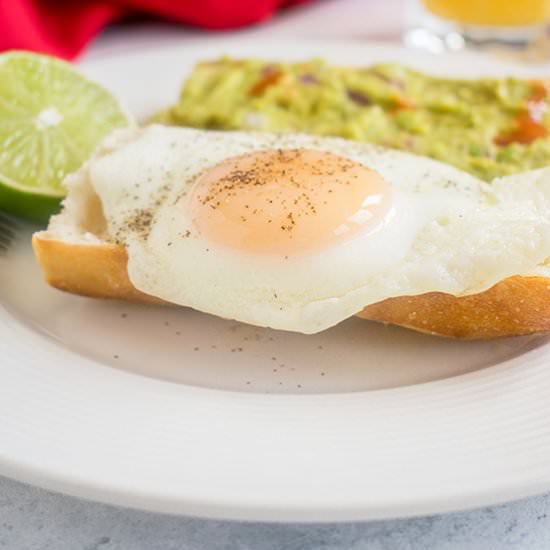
[32,234,550,338]
[32,235,161,304]
[358,277,550,338]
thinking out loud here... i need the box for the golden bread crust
[358,276,550,338]
[32,234,550,338]
[32,235,161,304]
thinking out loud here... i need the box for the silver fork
[0,212,17,256]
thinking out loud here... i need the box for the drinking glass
[404,0,550,59]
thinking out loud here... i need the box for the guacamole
[157,58,550,181]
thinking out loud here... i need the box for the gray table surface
[1,477,549,549]
[4,1,550,548]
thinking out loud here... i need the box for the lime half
[0,51,134,223]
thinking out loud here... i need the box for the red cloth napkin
[0,0,309,59]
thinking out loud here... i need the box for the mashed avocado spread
[157,58,550,181]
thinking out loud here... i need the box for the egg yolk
[187,149,393,255]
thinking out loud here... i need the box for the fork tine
[0,212,17,255]
[0,224,15,240]
[0,212,17,230]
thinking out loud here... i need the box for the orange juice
[423,0,550,26]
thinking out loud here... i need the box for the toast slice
[33,192,550,339]
[31,126,550,339]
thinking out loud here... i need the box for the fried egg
[73,125,550,333]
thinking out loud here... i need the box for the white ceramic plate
[2,38,550,522]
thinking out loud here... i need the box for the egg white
[81,125,550,334]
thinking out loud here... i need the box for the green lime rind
[0,50,135,222]
[0,182,61,224]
